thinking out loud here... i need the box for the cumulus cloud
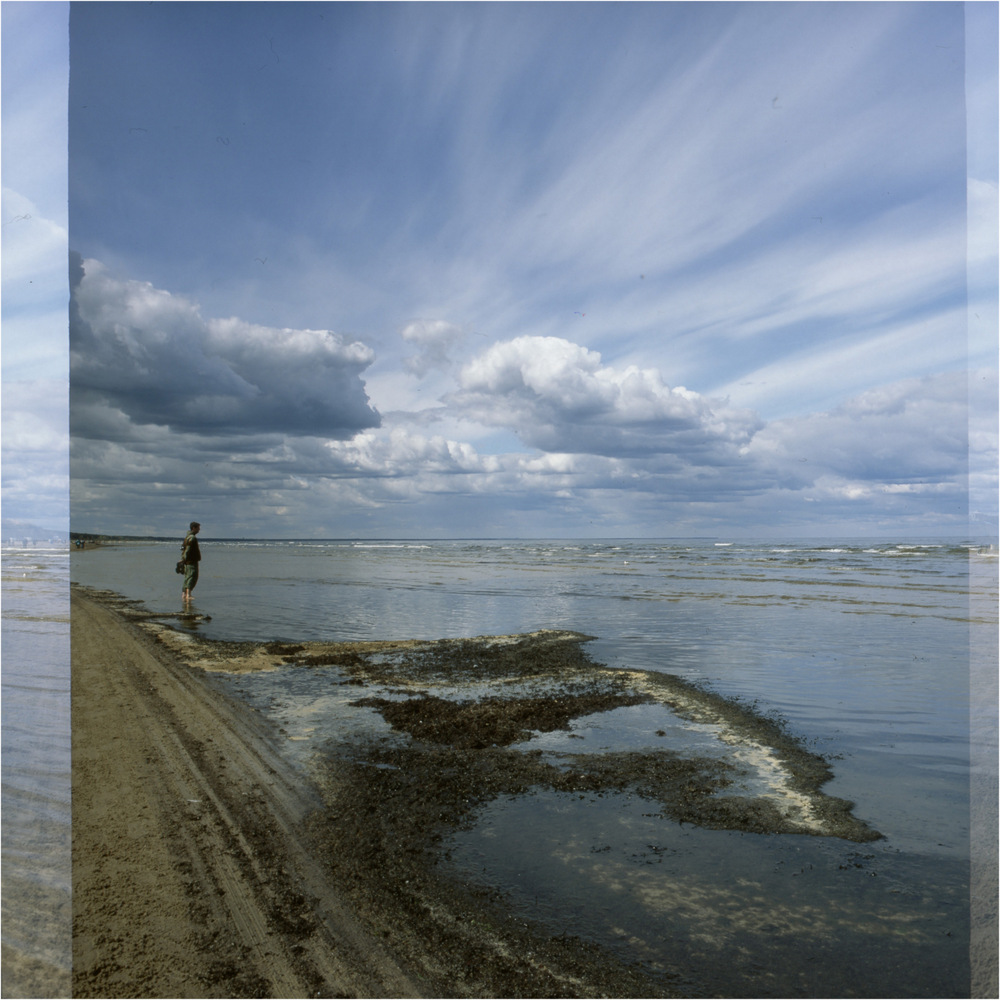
[401,319,464,376]
[70,254,381,440]
[330,347,985,529]
[744,371,981,497]
[449,335,762,459]
[66,261,988,538]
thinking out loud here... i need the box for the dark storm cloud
[69,254,380,440]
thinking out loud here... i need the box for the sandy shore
[73,582,897,998]
[72,588,428,998]
[66,537,996,999]
[71,587,680,998]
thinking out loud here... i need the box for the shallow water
[1,546,72,998]
[70,536,997,995]
[442,791,970,998]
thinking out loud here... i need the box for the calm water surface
[2,546,72,998]
[71,537,997,996]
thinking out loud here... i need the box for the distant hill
[2,520,70,542]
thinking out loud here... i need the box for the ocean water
[69,536,998,996]
[1,545,72,998]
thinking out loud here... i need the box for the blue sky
[2,0,69,532]
[3,2,997,538]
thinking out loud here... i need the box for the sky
[3,2,997,539]
[2,0,69,532]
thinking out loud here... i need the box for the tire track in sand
[72,587,424,998]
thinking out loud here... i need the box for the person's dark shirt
[183,533,201,564]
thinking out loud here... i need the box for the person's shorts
[183,563,199,591]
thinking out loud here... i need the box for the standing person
[181,521,201,602]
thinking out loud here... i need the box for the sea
[4,537,996,997]
[1,544,72,998]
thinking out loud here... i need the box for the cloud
[449,335,762,459]
[2,378,69,454]
[70,254,381,439]
[412,5,959,303]
[69,363,985,538]
[1,189,70,381]
[66,261,987,538]
[1,188,67,289]
[0,3,68,218]
[710,302,970,420]
[744,371,983,494]
[969,178,999,269]
[319,364,983,532]
[2,2,70,531]
[1,378,69,526]
[401,318,464,376]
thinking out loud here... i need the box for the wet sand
[72,587,675,997]
[73,588,425,998]
[72,585,881,998]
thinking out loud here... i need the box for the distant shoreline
[71,533,177,543]
[68,532,999,544]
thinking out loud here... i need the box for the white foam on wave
[350,542,432,550]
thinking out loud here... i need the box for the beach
[72,588,414,997]
[71,586,686,997]
[70,582,890,999]
[66,539,993,998]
